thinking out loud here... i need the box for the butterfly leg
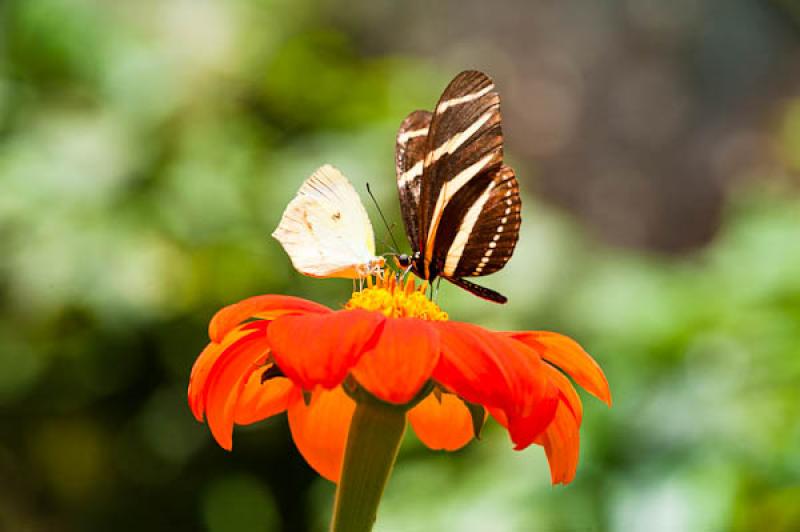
[429,278,442,302]
[395,263,413,283]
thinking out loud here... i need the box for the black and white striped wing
[419,70,505,279]
[395,110,432,252]
[445,166,521,278]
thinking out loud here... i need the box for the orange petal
[488,367,581,427]
[509,331,612,406]
[287,386,355,483]
[488,406,508,428]
[506,381,560,451]
[489,343,581,451]
[540,402,580,485]
[542,363,583,424]
[408,393,475,451]
[190,342,225,421]
[233,363,295,425]
[433,322,543,410]
[204,322,271,450]
[432,322,555,450]
[351,318,439,404]
[268,310,385,390]
[488,400,560,453]
[492,396,580,483]
[209,295,331,343]
[189,322,263,421]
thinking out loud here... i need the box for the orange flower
[188,276,611,484]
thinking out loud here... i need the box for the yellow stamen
[346,275,448,321]
[404,276,414,295]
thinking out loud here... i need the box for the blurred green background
[2,0,800,530]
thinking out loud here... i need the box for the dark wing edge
[395,110,432,253]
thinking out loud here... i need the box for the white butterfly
[272,164,385,279]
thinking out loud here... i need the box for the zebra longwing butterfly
[395,70,521,304]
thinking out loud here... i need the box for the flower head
[188,275,611,484]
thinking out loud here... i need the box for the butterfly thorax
[395,252,431,280]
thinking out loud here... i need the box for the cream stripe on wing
[424,109,494,168]
[397,127,429,144]
[397,159,423,187]
[442,180,496,276]
[423,151,496,269]
[436,84,494,114]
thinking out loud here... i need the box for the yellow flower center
[346,275,448,321]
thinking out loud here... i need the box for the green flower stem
[329,399,407,532]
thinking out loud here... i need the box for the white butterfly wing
[272,165,381,279]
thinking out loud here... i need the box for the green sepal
[464,400,486,440]
[432,386,443,404]
[260,364,285,383]
[342,376,435,411]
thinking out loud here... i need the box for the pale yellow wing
[272,165,382,279]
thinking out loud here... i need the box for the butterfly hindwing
[447,166,521,278]
[395,110,432,252]
[418,70,504,278]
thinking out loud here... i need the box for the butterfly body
[395,71,521,303]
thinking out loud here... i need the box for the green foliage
[1,1,798,531]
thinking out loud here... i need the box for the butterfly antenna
[430,277,442,302]
[366,183,401,252]
[377,236,396,255]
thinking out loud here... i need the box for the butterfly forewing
[272,165,381,279]
[419,71,504,277]
[395,110,432,252]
